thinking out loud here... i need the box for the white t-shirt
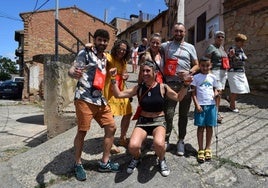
[191,73,218,105]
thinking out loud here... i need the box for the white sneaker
[159,158,170,177]
[127,158,140,174]
[177,140,185,156]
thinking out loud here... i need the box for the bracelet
[111,79,116,84]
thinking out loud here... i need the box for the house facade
[16,7,117,101]
[223,0,268,91]
[183,0,268,91]
[117,10,168,46]
[109,17,130,35]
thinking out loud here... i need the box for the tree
[0,56,18,81]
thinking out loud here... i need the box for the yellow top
[103,53,132,116]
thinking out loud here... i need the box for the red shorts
[74,99,115,131]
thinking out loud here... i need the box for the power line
[0,11,22,22]
[0,0,50,22]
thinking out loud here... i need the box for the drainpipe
[55,0,59,61]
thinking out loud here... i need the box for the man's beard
[95,45,106,52]
[174,36,183,42]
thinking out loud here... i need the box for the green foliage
[0,56,18,81]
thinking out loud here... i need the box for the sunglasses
[217,36,225,39]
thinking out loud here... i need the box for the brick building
[17,7,117,101]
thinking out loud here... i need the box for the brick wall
[20,7,117,100]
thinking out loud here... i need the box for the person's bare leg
[128,127,147,159]
[229,93,237,110]
[152,126,166,160]
[120,114,132,142]
[205,126,213,149]
[102,125,116,163]
[197,127,204,150]
[74,130,87,164]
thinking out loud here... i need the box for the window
[130,31,138,44]
[188,26,195,45]
[196,12,206,42]
[141,28,147,38]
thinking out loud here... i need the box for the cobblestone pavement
[0,66,267,187]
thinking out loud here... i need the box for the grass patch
[217,157,246,169]
[0,147,30,162]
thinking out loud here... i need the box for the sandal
[110,144,120,154]
[197,150,205,163]
[205,149,212,161]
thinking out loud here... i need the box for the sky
[0,0,167,61]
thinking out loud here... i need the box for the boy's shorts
[74,99,115,131]
[194,105,217,127]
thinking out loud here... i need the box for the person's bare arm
[190,59,199,74]
[68,65,83,80]
[110,68,138,98]
[191,86,202,112]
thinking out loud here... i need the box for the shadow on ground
[17,114,44,125]
[35,137,182,186]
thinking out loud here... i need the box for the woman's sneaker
[159,158,170,177]
[127,158,140,174]
[177,140,185,156]
[98,160,120,172]
[74,164,87,181]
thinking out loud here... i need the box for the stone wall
[44,58,76,138]
[223,0,268,91]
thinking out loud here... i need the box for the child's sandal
[197,150,205,163]
[205,149,212,161]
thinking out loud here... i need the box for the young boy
[191,57,219,163]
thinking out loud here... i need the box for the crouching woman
[109,60,191,177]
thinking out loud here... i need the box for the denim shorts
[194,105,217,127]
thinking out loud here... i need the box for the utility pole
[55,0,59,61]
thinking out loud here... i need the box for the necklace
[146,81,156,97]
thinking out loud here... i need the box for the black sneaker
[98,160,120,172]
[74,164,87,181]
[127,158,140,174]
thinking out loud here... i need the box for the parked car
[0,80,23,99]
[13,76,24,82]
